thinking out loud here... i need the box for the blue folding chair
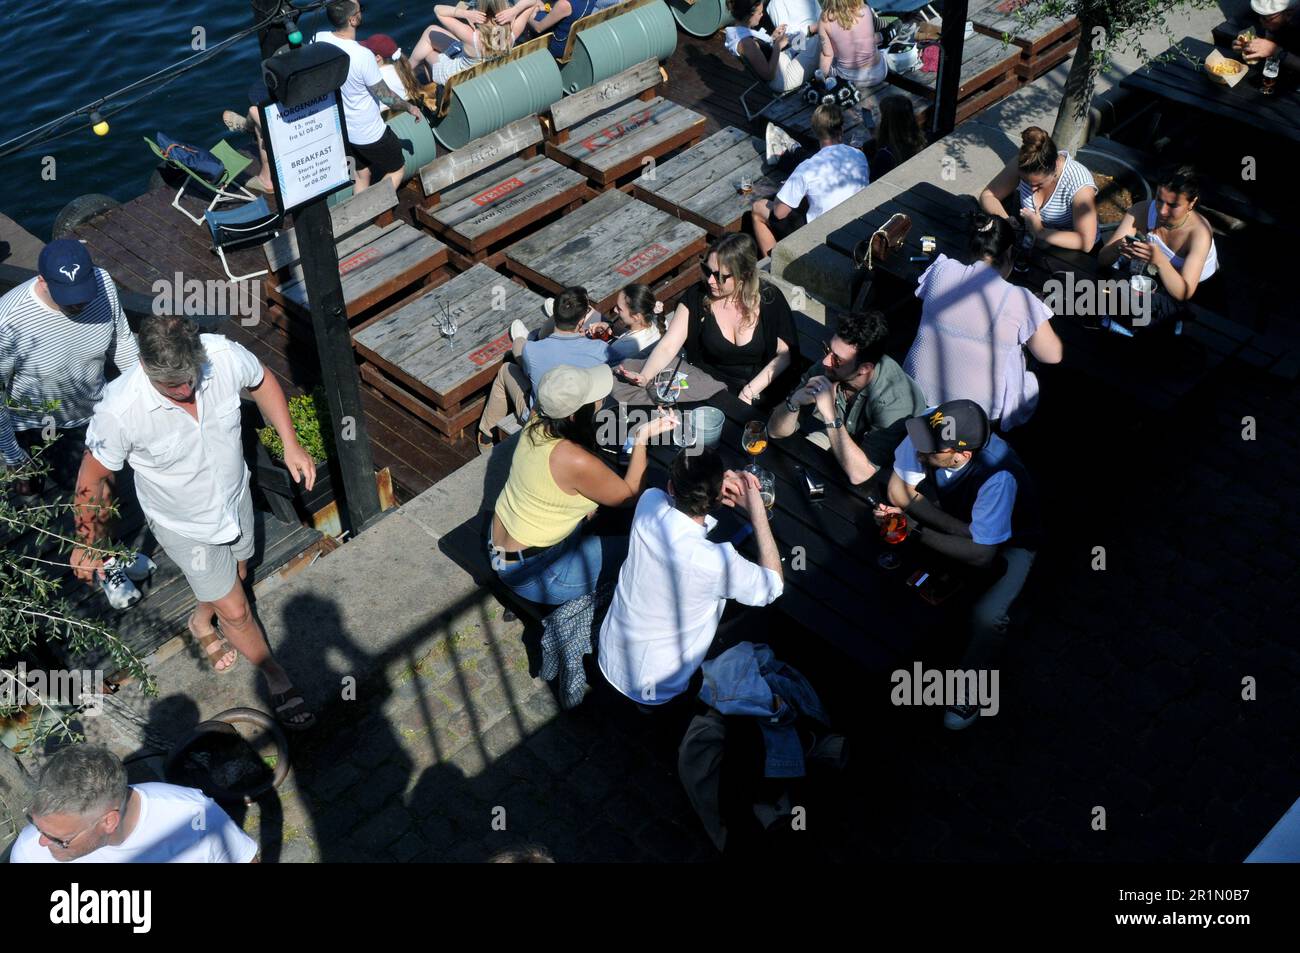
[205,196,281,282]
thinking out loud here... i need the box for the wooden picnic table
[887,32,1022,125]
[764,81,930,150]
[968,0,1081,81]
[503,187,709,312]
[630,126,778,237]
[639,388,938,671]
[351,264,547,439]
[1121,37,1300,144]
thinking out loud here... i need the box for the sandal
[189,613,239,674]
[271,687,317,731]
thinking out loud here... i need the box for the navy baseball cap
[38,239,97,307]
[906,399,991,454]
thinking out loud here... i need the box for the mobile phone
[797,466,824,500]
[907,569,962,606]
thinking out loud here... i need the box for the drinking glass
[754,467,776,516]
[741,420,768,473]
[737,172,754,196]
[878,511,909,569]
[672,408,698,448]
[653,369,682,418]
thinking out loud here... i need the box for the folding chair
[205,196,281,282]
[736,49,801,123]
[145,136,257,226]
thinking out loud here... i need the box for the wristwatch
[825,415,845,430]
[784,395,800,414]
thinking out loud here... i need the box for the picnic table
[629,126,779,237]
[887,32,1022,125]
[1121,37,1300,143]
[968,0,1081,81]
[503,187,709,312]
[351,264,547,440]
[638,389,937,671]
[764,81,931,150]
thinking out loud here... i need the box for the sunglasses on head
[700,263,733,283]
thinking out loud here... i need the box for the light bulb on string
[90,111,109,137]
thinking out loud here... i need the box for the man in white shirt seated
[752,103,871,255]
[10,745,258,863]
[598,448,784,709]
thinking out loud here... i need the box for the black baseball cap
[906,399,991,454]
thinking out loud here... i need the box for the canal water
[0,1,423,240]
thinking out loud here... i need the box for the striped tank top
[1019,152,1097,245]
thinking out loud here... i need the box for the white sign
[264,93,349,212]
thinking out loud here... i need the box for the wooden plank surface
[419,117,544,196]
[279,223,446,313]
[431,156,588,244]
[549,58,664,131]
[888,33,1021,98]
[556,96,705,173]
[969,0,1079,54]
[264,179,398,272]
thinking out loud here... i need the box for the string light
[90,111,109,137]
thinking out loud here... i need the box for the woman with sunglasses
[902,212,1063,431]
[619,234,799,409]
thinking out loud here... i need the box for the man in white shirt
[314,0,423,194]
[10,745,258,863]
[71,315,317,730]
[598,448,784,708]
[752,103,871,255]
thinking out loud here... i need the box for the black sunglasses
[700,263,733,283]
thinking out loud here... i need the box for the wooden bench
[544,58,706,190]
[888,32,1021,125]
[263,180,449,327]
[351,263,548,440]
[630,126,778,236]
[414,117,593,270]
[503,186,708,312]
[969,0,1082,82]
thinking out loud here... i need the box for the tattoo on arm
[368,82,405,108]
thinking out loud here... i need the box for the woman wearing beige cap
[488,364,677,605]
[1235,0,1300,70]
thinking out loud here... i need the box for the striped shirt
[0,270,138,464]
[1018,151,1097,245]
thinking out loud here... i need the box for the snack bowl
[1205,50,1248,87]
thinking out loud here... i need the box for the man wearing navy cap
[0,239,139,489]
[875,399,1042,730]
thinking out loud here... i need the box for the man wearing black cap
[0,239,138,492]
[875,399,1041,730]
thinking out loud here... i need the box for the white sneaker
[100,558,142,610]
[122,551,157,583]
[765,123,798,164]
[510,319,529,342]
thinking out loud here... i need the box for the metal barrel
[560,1,678,93]
[668,0,732,38]
[433,52,564,150]
[387,110,439,183]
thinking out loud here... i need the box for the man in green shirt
[767,309,926,486]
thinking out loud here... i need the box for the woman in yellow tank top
[490,364,677,605]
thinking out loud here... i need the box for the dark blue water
[0,1,431,240]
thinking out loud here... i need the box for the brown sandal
[189,614,239,674]
[270,688,316,731]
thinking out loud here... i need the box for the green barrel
[560,1,679,93]
[433,52,563,150]
[387,110,439,183]
[668,0,732,38]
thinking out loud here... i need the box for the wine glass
[877,511,909,569]
[435,300,458,350]
[741,420,768,474]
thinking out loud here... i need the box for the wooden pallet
[969,0,1082,82]
[888,32,1022,125]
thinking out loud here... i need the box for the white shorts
[769,44,821,93]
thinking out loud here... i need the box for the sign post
[932,0,970,138]
[259,48,383,535]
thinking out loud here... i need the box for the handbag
[852,212,912,272]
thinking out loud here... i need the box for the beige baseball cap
[535,364,613,418]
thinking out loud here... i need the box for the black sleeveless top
[681,281,801,405]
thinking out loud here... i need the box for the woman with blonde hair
[410,0,543,85]
[978,125,1099,251]
[818,0,886,85]
[619,234,799,409]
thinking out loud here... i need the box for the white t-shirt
[775,144,871,222]
[892,428,1019,546]
[86,334,264,545]
[724,25,775,58]
[598,489,783,705]
[10,783,258,863]
[767,0,820,33]
[378,63,410,102]
[314,31,387,145]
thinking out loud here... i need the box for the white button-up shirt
[598,488,784,705]
[86,334,264,544]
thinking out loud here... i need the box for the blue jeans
[488,522,628,606]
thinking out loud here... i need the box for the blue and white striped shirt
[1018,151,1097,245]
[0,269,138,464]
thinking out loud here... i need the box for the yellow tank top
[495,425,598,548]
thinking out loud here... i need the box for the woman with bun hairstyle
[978,126,1099,252]
[903,211,1063,430]
[581,284,666,363]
